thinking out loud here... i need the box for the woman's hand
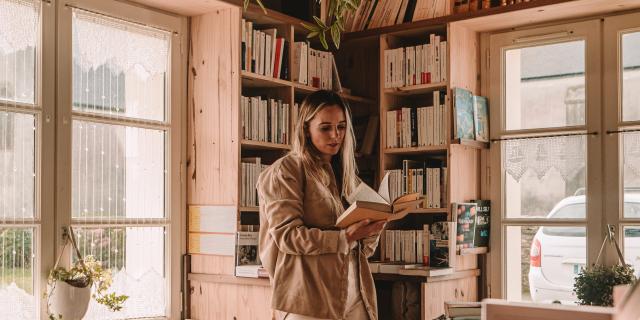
[345,219,386,243]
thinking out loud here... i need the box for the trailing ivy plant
[47,255,129,319]
[573,264,636,306]
[245,0,362,50]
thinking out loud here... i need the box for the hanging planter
[573,225,637,306]
[46,227,128,320]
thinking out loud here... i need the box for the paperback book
[337,172,423,228]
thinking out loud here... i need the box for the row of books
[386,91,447,148]
[453,0,532,14]
[385,163,446,209]
[452,87,489,142]
[241,95,296,144]
[291,42,340,90]
[380,200,491,267]
[241,19,288,79]
[384,34,447,88]
[241,157,269,207]
[343,0,449,32]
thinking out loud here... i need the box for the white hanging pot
[48,280,91,320]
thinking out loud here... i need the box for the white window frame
[486,19,604,300]
[603,11,640,266]
[53,0,186,319]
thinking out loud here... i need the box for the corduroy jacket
[257,153,380,320]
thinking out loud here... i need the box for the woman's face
[307,105,346,161]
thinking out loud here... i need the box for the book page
[377,172,391,204]
[346,179,388,205]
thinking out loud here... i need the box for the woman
[257,90,385,320]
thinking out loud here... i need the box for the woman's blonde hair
[291,90,359,210]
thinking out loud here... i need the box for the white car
[528,193,640,304]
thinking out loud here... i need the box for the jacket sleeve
[360,233,381,258]
[258,163,350,256]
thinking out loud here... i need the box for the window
[1,0,184,318]
[489,20,602,304]
[0,0,41,318]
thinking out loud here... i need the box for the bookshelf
[186,3,379,320]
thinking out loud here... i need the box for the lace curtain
[72,9,170,79]
[504,135,586,182]
[623,132,640,178]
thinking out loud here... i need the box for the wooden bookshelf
[384,82,448,96]
[241,139,292,151]
[241,71,291,88]
[452,138,490,149]
[384,145,448,155]
[239,206,260,212]
[411,207,448,214]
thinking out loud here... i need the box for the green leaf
[301,22,318,32]
[331,24,341,49]
[328,0,336,21]
[243,0,249,10]
[307,31,319,39]
[313,16,327,29]
[319,31,329,50]
[345,0,358,11]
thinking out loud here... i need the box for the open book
[336,173,423,228]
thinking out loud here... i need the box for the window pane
[506,225,585,304]
[73,226,166,319]
[72,120,165,219]
[0,111,35,219]
[0,0,39,105]
[622,132,640,218]
[0,227,35,319]
[622,31,640,122]
[505,40,585,130]
[503,135,586,219]
[72,9,169,122]
[623,226,640,277]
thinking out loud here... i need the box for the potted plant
[46,227,128,320]
[574,264,636,306]
[245,0,361,49]
[573,225,637,307]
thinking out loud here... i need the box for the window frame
[486,19,604,300]
[603,11,640,267]
[53,0,186,319]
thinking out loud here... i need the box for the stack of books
[241,20,288,80]
[384,34,447,88]
[343,0,449,32]
[386,91,447,148]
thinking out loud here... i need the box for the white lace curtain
[504,135,586,182]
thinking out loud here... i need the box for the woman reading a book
[257,90,385,320]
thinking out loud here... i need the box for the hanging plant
[245,0,362,50]
[573,264,636,306]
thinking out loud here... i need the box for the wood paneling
[448,23,479,94]
[190,254,235,275]
[188,8,241,206]
[448,144,480,204]
[190,280,274,320]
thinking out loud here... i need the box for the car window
[543,203,586,236]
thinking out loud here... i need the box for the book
[471,200,490,248]
[453,202,478,250]
[429,221,456,268]
[398,265,454,277]
[453,87,475,140]
[473,95,489,142]
[235,231,260,267]
[445,301,481,318]
[337,172,423,228]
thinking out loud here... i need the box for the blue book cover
[454,88,475,140]
[473,96,489,142]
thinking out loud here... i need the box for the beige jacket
[257,153,380,320]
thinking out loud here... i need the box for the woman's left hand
[345,219,386,243]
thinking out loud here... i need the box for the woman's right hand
[345,219,386,243]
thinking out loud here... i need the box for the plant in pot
[573,225,637,306]
[245,0,361,49]
[46,227,128,320]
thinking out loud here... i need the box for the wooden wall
[188,8,241,206]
